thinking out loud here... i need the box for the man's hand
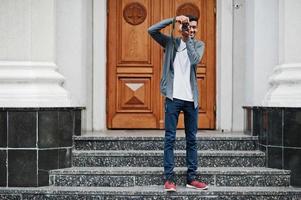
[176,15,189,24]
[176,15,190,41]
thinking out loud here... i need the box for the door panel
[107,0,216,129]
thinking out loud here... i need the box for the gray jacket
[148,18,205,108]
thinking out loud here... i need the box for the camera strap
[171,18,178,51]
[171,18,175,39]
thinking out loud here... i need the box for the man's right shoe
[164,181,177,192]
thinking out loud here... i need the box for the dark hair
[186,15,198,22]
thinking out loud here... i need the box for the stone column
[0,0,71,107]
[263,0,301,106]
[217,0,233,131]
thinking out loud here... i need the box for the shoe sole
[186,184,209,190]
[164,188,177,192]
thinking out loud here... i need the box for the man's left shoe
[186,180,208,190]
[164,181,177,192]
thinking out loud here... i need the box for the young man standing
[148,15,208,192]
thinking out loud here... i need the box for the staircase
[1,130,301,199]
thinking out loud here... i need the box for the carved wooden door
[107,0,216,129]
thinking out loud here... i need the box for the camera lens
[182,23,189,32]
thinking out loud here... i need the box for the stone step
[1,186,301,200]
[74,133,258,151]
[49,167,290,187]
[73,150,265,167]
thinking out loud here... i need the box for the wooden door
[107,0,216,129]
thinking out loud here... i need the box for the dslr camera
[181,22,190,32]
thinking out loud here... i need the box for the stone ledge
[0,186,301,200]
[72,150,265,168]
[49,167,290,175]
[49,167,291,187]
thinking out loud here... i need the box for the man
[148,15,208,192]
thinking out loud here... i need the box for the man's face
[189,21,198,38]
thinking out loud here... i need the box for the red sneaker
[186,180,208,190]
[164,181,176,192]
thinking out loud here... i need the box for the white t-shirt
[173,39,193,102]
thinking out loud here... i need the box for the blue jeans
[164,98,198,183]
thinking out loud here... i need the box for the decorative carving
[128,28,138,57]
[176,3,200,19]
[118,78,151,111]
[125,83,145,105]
[126,83,144,91]
[123,2,147,25]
